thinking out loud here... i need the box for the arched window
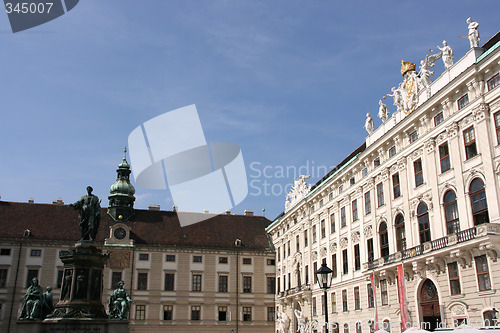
[444,190,460,234]
[379,222,389,257]
[470,178,489,225]
[383,320,391,333]
[395,215,406,252]
[483,309,498,326]
[356,322,362,333]
[417,203,431,244]
[344,323,349,333]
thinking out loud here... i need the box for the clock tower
[107,147,136,222]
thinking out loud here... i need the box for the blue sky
[0,0,499,220]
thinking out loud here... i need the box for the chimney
[28,198,34,203]
[148,204,160,211]
[244,209,254,216]
[52,198,64,204]
[225,210,231,215]
[204,209,209,214]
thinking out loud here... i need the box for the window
[313,297,317,316]
[243,307,252,321]
[166,255,175,262]
[470,178,489,225]
[26,269,38,287]
[296,235,300,252]
[330,214,336,233]
[484,310,498,327]
[321,219,326,238]
[362,167,368,178]
[277,247,280,262]
[374,157,380,168]
[193,256,202,263]
[329,192,334,201]
[444,190,460,234]
[304,230,308,247]
[111,271,122,289]
[383,320,391,333]
[389,146,396,158]
[344,323,350,333]
[135,305,146,320]
[367,239,374,262]
[448,262,461,295]
[342,249,348,275]
[475,255,491,291]
[380,279,388,305]
[138,253,149,260]
[339,185,344,194]
[414,159,423,187]
[464,127,477,159]
[243,258,252,265]
[354,286,360,310]
[30,249,41,257]
[192,274,202,292]
[288,272,291,289]
[350,177,356,186]
[313,262,317,284]
[267,259,275,265]
[488,73,500,91]
[321,294,326,314]
[163,305,173,320]
[137,272,148,290]
[277,277,280,293]
[352,200,358,221]
[392,173,401,198]
[379,222,389,257]
[495,112,500,144]
[287,241,291,256]
[354,244,360,271]
[218,306,227,321]
[243,276,252,293]
[439,143,451,172]
[417,203,431,243]
[312,226,317,243]
[434,112,444,126]
[332,254,337,278]
[219,257,228,264]
[57,270,64,288]
[367,283,374,308]
[191,306,201,320]
[320,199,324,207]
[164,273,175,291]
[409,130,418,143]
[364,191,371,214]
[457,94,469,110]
[356,322,362,333]
[267,277,276,294]
[267,307,275,322]
[305,265,309,284]
[377,183,384,207]
[395,215,406,252]
[332,292,337,312]
[0,269,7,288]
[342,289,348,312]
[341,207,346,228]
[0,249,11,256]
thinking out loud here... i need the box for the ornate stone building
[267,29,500,332]
[0,152,276,332]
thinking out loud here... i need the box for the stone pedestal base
[17,319,129,333]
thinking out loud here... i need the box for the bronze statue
[109,280,134,319]
[70,186,101,241]
[19,277,44,320]
[42,286,54,318]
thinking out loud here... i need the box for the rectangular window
[409,130,418,143]
[414,159,423,187]
[267,259,275,265]
[30,249,41,257]
[267,277,276,294]
[277,277,280,293]
[377,183,384,207]
[163,305,173,320]
[332,254,337,278]
[330,214,335,233]
[434,112,444,126]
[219,257,228,264]
[218,306,227,321]
[362,167,368,178]
[389,146,396,158]
[367,283,374,308]
[320,199,324,207]
[243,276,252,293]
[296,235,300,252]
[354,244,361,271]
[374,157,380,168]
[243,307,252,321]
[341,207,346,228]
[305,265,309,284]
[304,230,308,247]
[339,185,344,194]
[0,249,11,256]
[193,256,202,263]
[321,294,326,315]
[313,297,317,316]
[488,73,500,91]
[495,112,500,144]
[137,272,148,290]
[313,262,318,284]
[166,255,175,262]
[475,255,491,291]
[342,249,348,275]
[26,269,38,288]
[135,305,146,320]
[0,269,7,288]
[192,274,202,292]
[354,286,360,310]
[191,306,201,320]
[342,289,348,312]
[367,238,374,262]
[267,307,275,322]
[139,253,149,260]
[312,226,317,243]
[380,279,388,305]
[365,191,371,214]
[111,271,122,289]
[287,241,291,257]
[332,292,337,313]
[448,262,461,295]
[457,94,469,110]
[243,258,252,265]
[352,199,358,221]
[321,219,326,238]
[392,173,401,198]
[439,143,451,173]
[350,177,356,186]
[464,127,478,159]
[164,273,175,291]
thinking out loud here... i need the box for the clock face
[114,227,127,240]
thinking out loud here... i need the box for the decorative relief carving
[351,231,360,243]
[285,175,311,213]
[397,158,406,170]
[459,114,474,129]
[311,251,318,261]
[450,305,466,316]
[446,122,459,138]
[340,237,349,249]
[474,103,489,122]
[390,164,399,174]
[411,148,423,159]
[425,139,436,154]
[436,132,448,144]
[363,225,373,238]
[320,247,327,258]
[330,242,337,253]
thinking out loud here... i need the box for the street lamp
[316,263,334,333]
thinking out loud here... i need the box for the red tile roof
[0,201,273,252]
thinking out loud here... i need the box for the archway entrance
[420,279,441,331]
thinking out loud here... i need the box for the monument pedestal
[17,319,129,333]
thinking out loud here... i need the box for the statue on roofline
[467,17,480,48]
[364,113,374,134]
[437,41,454,69]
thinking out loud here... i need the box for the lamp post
[316,263,333,333]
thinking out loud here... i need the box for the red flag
[370,274,379,331]
[397,264,409,330]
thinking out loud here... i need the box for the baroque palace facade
[267,27,500,332]
[0,153,276,332]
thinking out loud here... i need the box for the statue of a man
[364,113,374,134]
[467,17,480,48]
[378,99,389,123]
[109,280,135,319]
[42,286,54,318]
[19,277,44,320]
[70,186,101,241]
[437,40,454,69]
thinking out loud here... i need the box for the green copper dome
[108,147,135,221]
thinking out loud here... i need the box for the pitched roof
[0,201,273,252]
